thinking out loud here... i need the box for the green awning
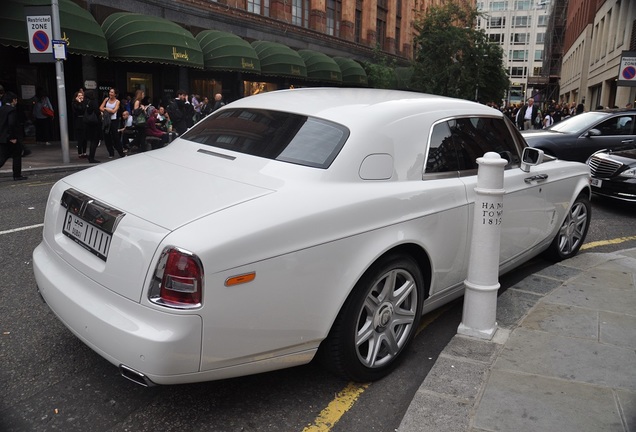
[251,41,307,79]
[298,50,342,83]
[333,57,368,86]
[196,30,260,73]
[101,13,203,68]
[0,0,108,57]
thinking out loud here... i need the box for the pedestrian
[118,110,136,151]
[167,90,188,135]
[184,94,195,129]
[71,91,88,158]
[543,109,554,129]
[145,106,169,148]
[211,93,225,112]
[0,91,28,180]
[83,90,101,163]
[516,98,539,131]
[99,87,126,159]
[33,88,54,145]
[199,96,211,118]
[576,103,585,115]
[131,89,147,152]
[191,94,202,122]
[552,104,563,124]
[123,94,132,114]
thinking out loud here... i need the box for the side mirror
[521,147,544,172]
[586,128,601,137]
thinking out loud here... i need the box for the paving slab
[443,336,499,364]
[495,288,542,328]
[616,389,636,431]
[493,328,636,391]
[599,311,636,348]
[474,370,625,432]
[398,391,471,432]
[546,281,636,315]
[508,273,564,295]
[535,263,584,280]
[521,302,599,340]
[422,356,488,399]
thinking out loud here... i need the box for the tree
[363,47,399,89]
[411,2,508,104]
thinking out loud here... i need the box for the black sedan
[587,146,636,202]
[522,109,635,162]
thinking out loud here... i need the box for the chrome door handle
[524,174,548,183]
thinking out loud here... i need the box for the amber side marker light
[225,272,256,287]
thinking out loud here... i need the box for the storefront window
[243,81,279,97]
[191,78,222,100]
[127,73,153,100]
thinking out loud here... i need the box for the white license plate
[590,178,602,187]
[62,211,112,260]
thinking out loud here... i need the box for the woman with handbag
[99,87,126,159]
[33,88,54,145]
[71,91,88,158]
[131,89,147,152]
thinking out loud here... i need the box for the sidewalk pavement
[399,249,636,432]
[0,140,105,179]
[3,140,635,431]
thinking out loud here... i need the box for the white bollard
[457,152,507,340]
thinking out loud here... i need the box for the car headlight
[619,167,636,178]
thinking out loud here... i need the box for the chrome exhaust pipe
[119,364,155,387]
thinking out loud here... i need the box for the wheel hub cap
[375,303,394,330]
[567,221,576,236]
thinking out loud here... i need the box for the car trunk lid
[43,156,274,302]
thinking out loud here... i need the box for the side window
[449,117,521,171]
[425,122,459,173]
[616,115,634,135]
[596,116,634,136]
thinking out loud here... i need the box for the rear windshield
[182,108,349,169]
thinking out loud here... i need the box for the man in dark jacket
[516,97,539,131]
[211,93,225,112]
[0,91,27,180]
[167,90,188,135]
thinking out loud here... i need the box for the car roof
[225,88,501,127]
[593,108,636,115]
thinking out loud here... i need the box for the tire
[544,194,591,262]
[320,254,425,382]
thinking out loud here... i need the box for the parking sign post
[52,0,70,164]
[457,152,507,340]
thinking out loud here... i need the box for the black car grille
[588,155,623,177]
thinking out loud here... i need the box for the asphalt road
[0,172,634,432]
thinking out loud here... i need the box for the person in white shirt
[543,109,554,129]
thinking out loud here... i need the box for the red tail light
[149,247,204,309]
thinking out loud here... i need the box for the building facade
[559,0,636,110]
[0,0,425,143]
[476,0,551,106]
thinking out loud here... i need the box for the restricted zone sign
[25,6,55,63]
[617,51,636,87]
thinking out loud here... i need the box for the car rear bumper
[33,240,203,383]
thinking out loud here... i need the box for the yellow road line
[301,382,370,432]
[581,235,636,250]
[303,306,449,431]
